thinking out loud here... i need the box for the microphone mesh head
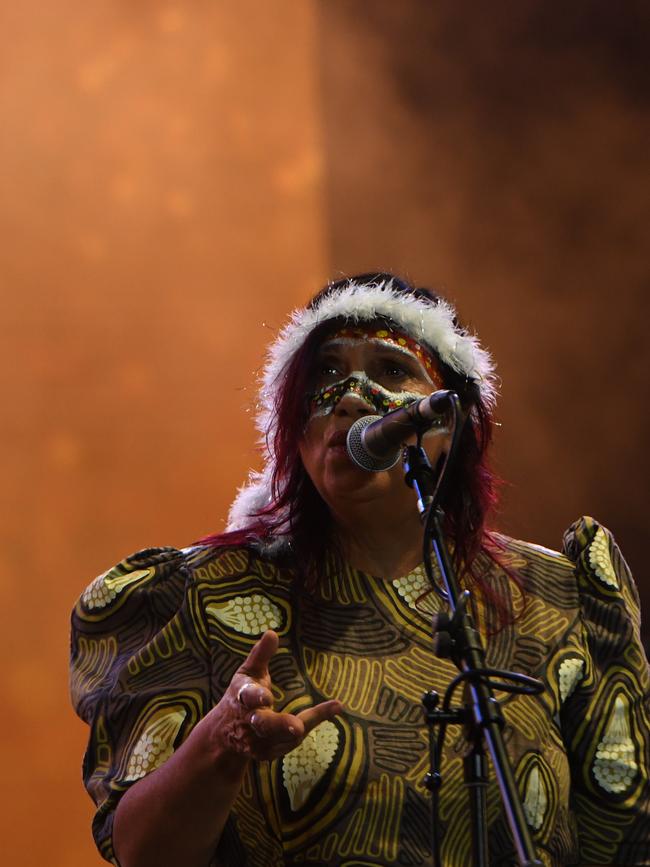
[346,415,402,472]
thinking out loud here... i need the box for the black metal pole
[464,738,490,867]
[428,508,542,867]
[403,431,543,867]
[422,690,444,867]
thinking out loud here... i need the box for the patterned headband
[226,277,497,531]
[323,323,443,386]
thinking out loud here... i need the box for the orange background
[1,3,648,864]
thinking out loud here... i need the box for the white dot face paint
[307,333,444,421]
[308,371,425,418]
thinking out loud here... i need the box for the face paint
[309,372,424,417]
[307,324,447,421]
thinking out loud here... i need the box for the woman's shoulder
[491,515,624,566]
[187,536,294,587]
[73,545,190,621]
[487,524,572,583]
[561,516,636,596]
[73,538,290,624]
[487,516,637,609]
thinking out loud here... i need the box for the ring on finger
[236,681,254,705]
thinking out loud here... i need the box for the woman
[71,274,650,867]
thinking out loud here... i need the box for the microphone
[346,390,454,472]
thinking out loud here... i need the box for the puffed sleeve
[70,547,213,865]
[561,516,650,865]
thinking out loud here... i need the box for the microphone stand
[402,399,543,867]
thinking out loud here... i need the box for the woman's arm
[113,714,248,867]
[113,630,342,867]
[561,518,650,867]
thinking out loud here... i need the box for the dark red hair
[198,273,521,626]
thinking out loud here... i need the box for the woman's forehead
[319,321,420,349]
[317,321,441,378]
[318,336,417,362]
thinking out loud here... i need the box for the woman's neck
[332,505,425,580]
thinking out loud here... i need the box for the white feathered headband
[227,276,497,531]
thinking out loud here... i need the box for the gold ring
[236,681,253,705]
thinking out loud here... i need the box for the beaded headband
[226,277,497,532]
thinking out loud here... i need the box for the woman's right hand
[199,629,343,764]
[114,630,343,867]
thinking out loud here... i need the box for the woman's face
[299,325,452,520]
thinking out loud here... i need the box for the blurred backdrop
[1,2,648,864]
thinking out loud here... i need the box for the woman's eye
[381,363,408,378]
[319,363,340,377]
[315,361,343,383]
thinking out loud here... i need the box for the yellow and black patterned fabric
[70,517,650,866]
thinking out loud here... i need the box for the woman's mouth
[327,429,351,456]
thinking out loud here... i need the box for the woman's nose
[333,391,376,419]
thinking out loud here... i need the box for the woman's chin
[323,447,373,479]
[321,457,395,499]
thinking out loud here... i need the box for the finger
[238,630,279,679]
[236,681,274,711]
[249,709,305,744]
[297,700,344,736]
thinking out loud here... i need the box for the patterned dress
[70,517,650,866]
